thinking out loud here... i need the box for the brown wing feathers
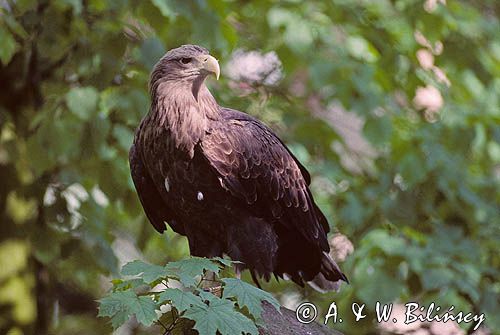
[202,109,329,252]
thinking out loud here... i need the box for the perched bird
[129,44,348,291]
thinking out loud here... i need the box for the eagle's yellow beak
[200,55,220,80]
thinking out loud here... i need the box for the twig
[163,309,179,335]
[157,319,168,332]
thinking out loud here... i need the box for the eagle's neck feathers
[149,80,220,157]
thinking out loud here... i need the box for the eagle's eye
[180,57,192,64]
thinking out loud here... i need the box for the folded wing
[201,108,330,251]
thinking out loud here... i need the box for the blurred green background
[0,0,499,334]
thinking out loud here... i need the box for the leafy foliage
[0,0,499,334]
[158,288,205,313]
[98,257,278,334]
[121,260,174,284]
[184,298,258,335]
[98,290,158,329]
[166,257,222,286]
[222,278,280,320]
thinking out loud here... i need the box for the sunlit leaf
[151,0,175,18]
[0,27,18,65]
[66,87,99,120]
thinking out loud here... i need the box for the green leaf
[356,263,405,305]
[399,153,427,186]
[363,230,407,256]
[363,115,392,146]
[267,8,313,52]
[462,70,484,99]
[138,37,166,69]
[198,290,220,303]
[3,15,29,39]
[98,290,158,329]
[112,278,146,291]
[166,257,221,287]
[487,141,500,162]
[184,298,258,335]
[222,278,280,320]
[158,288,205,313]
[127,294,158,326]
[112,125,134,151]
[421,268,455,290]
[151,0,175,18]
[98,291,129,328]
[0,26,18,65]
[121,260,174,283]
[66,87,99,120]
[31,226,62,264]
[212,256,234,267]
[346,35,380,63]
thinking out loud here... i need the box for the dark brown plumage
[129,44,348,291]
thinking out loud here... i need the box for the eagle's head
[150,44,220,100]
